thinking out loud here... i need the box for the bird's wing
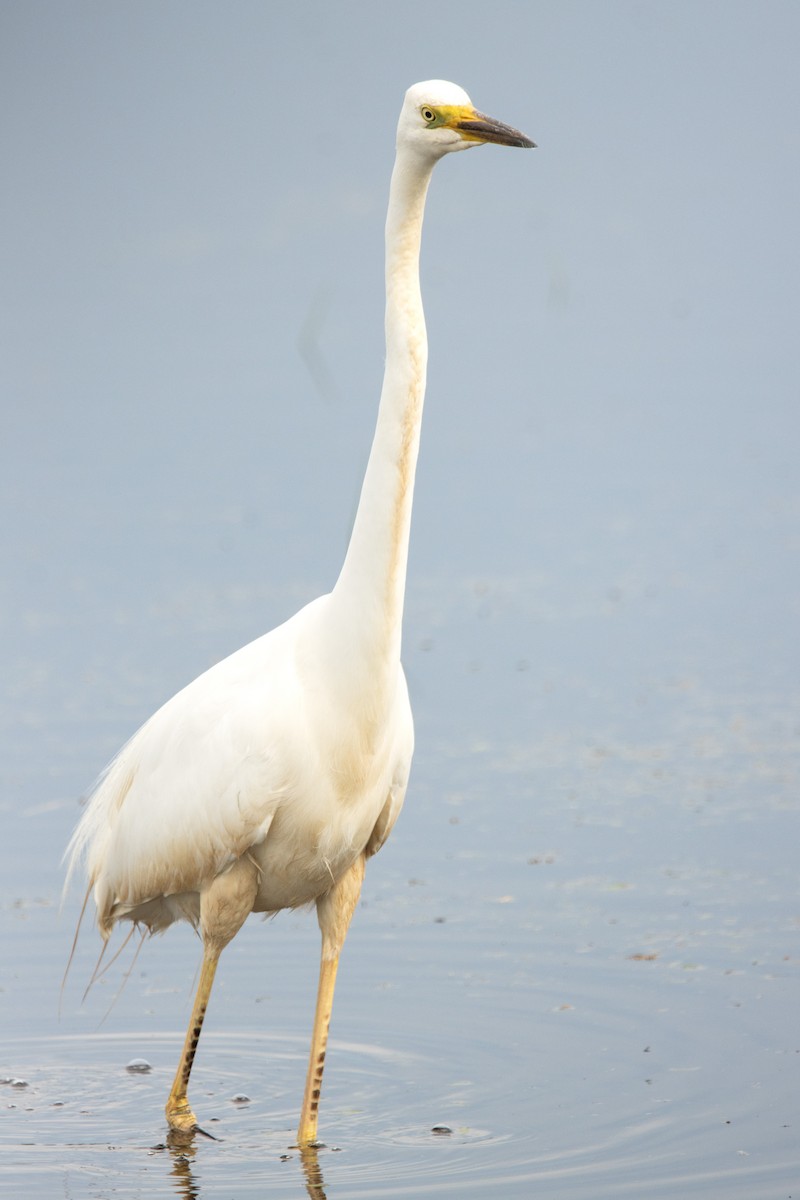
[70,625,303,922]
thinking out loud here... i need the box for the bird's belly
[248,789,383,913]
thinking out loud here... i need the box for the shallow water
[2,578,798,1196]
[3,454,799,1197]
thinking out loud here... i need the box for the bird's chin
[435,132,477,157]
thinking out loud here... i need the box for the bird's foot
[165,1098,200,1136]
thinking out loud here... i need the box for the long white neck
[327,147,434,678]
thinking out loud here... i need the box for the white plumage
[70,595,412,931]
[65,79,534,1146]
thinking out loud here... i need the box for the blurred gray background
[4,0,797,675]
[3,1,798,742]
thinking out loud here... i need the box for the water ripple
[2,1026,795,1198]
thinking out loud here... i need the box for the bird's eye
[421,106,436,124]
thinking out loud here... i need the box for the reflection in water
[166,1136,200,1200]
[164,1133,329,1200]
[299,1147,328,1200]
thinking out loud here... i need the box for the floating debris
[125,1058,152,1074]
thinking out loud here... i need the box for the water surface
[2,567,798,1197]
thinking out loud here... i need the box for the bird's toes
[165,1100,200,1138]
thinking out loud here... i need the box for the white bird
[65,80,534,1146]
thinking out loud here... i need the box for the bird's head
[398,80,535,160]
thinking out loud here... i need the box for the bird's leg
[165,948,220,1133]
[296,853,366,1147]
[165,855,260,1134]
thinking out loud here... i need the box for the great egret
[65,80,534,1146]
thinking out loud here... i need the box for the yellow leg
[297,955,340,1146]
[296,853,366,1147]
[165,949,220,1133]
[161,856,260,1135]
